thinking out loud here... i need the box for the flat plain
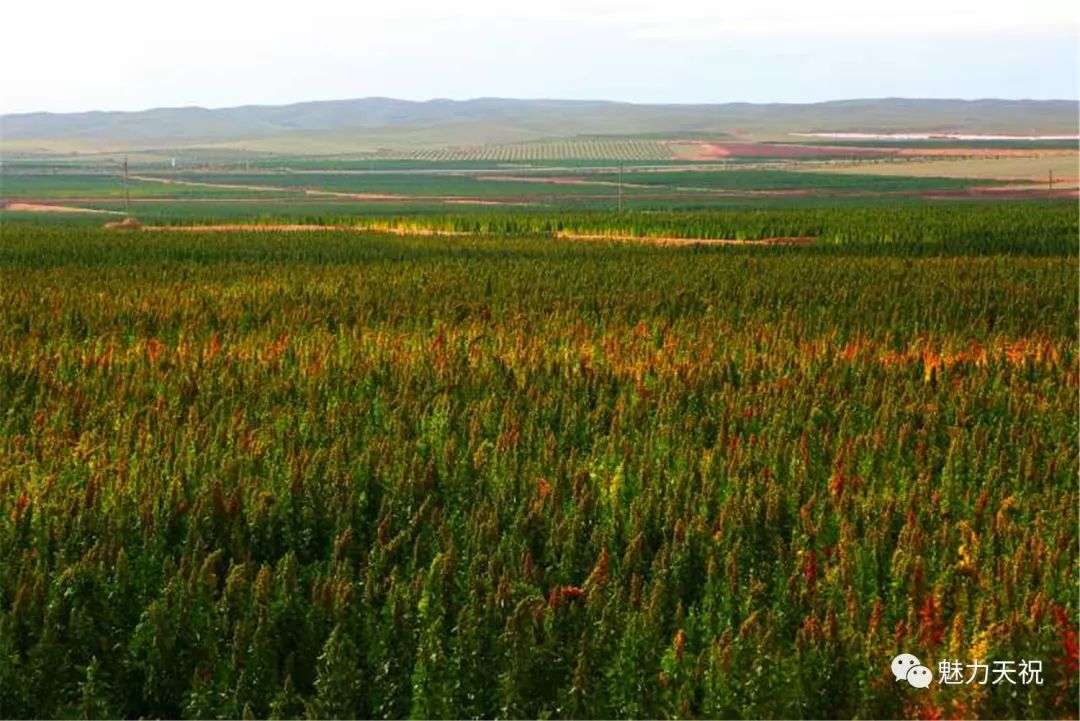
[1,118,1078,719]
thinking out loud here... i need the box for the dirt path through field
[130,174,529,205]
[129,175,289,193]
[137,224,471,236]
[552,231,815,246]
[132,174,407,199]
[444,199,534,206]
[478,175,657,189]
[304,189,408,200]
[141,224,344,232]
[2,202,125,215]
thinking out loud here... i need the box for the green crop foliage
[585,169,1009,192]
[0,207,1076,719]
[0,173,301,200]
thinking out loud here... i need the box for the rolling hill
[2,97,1076,157]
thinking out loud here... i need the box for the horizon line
[4,95,1079,118]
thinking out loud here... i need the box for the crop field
[0,175,302,203]
[577,169,1005,194]
[394,139,677,162]
[171,172,635,198]
[3,162,1049,224]
[240,158,765,172]
[0,202,1076,719]
[6,195,1023,226]
[795,154,1079,183]
[0,173,301,200]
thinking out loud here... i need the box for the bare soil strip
[478,175,656,189]
[128,224,813,246]
[894,148,1074,158]
[129,174,530,205]
[303,189,408,201]
[141,224,343,232]
[137,224,470,236]
[553,231,815,247]
[132,175,404,199]
[3,202,124,215]
[669,141,894,161]
[444,198,534,206]
[130,175,289,193]
[924,187,1079,200]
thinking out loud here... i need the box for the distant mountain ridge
[2,97,1076,155]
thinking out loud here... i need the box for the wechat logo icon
[892,653,932,689]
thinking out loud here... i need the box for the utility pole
[122,155,130,215]
[618,163,623,213]
[1048,169,1054,198]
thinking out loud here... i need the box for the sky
[1,0,1076,114]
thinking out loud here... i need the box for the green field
[581,169,1006,193]
[1,202,1077,719]
[0,173,300,200]
[391,138,677,161]
[171,172,635,198]
[2,161,1040,223]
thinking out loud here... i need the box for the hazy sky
[1,0,1076,113]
